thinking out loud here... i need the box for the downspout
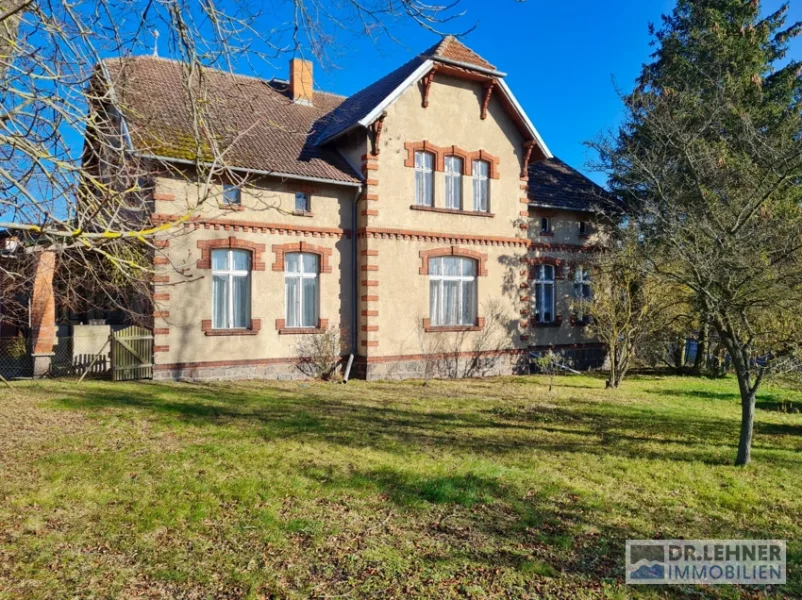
[351,184,362,356]
[341,184,361,383]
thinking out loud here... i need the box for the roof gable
[316,37,551,161]
[428,36,496,71]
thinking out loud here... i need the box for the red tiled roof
[430,36,496,71]
[101,57,361,184]
[96,38,513,187]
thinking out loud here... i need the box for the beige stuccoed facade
[139,46,605,381]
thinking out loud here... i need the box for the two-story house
[92,36,607,380]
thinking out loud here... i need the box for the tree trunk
[727,339,757,466]
[692,320,708,375]
[735,389,756,466]
[606,340,618,389]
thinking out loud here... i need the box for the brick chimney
[289,58,314,105]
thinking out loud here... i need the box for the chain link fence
[0,336,32,379]
[0,325,118,380]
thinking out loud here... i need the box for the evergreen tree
[593,0,802,465]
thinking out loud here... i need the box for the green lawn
[1,374,800,599]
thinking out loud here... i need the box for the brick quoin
[30,251,56,356]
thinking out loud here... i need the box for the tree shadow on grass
[648,388,739,402]
[50,382,802,469]
[300,463,630,583]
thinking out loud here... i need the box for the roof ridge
[100,55,347,100]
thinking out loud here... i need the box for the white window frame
[414,151,434,207]
[223,183,241,205]
[295,192,310,213]
[574,267,592,300]
[211,249,251,329]
[473,159,489,212]
[284,252,319,328]
[445,155,463,210]
[573,267,592,320]
[429,256,477,326]
[534,264,556,323]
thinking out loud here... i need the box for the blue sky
[296,0,802,186]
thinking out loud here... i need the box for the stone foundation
[152,345,605,382]
[356,350,529,381]
[153,360,306,382]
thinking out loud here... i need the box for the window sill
[570,315,591,327]
[204,328,259,336]
[410,205,494,218]
[275,318,329,334]
[538,231,554,237]
[422,317,486,332]
[533,316,563,328]
[293,211,314,218]
[278,327,326,335]
[201,319,262,336]
[219,203,245,212]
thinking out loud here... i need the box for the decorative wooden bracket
[521,141,535,178]
[369,114,386,156]
[481,80,496,120]
[421,69,436,108]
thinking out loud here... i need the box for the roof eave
[497,79,552,160]
[527,201,598,214]
[431,56,507,77]
[136,152,364,187]
[357,59,436,129]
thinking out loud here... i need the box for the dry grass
[0,374,800,599]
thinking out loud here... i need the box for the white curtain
[212,275,228,329]
[445,156,463,210]
[302,277,317,327]
[286,277,299,327]
[473,160,489,212]
[284,253,319,328]
[232,275,250,327]
[415,152,433,206]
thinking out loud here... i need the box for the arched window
[429,256,476,326]
[445,155,463,210]
[472,159,489,212]
[534,264,555,323]
[414,151,434,207]
[285,253,319,328]
[211,249,251,329]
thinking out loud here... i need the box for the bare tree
[0,0,471,322]
[590,0,802,465]
[415,299,512,383]
[294,324,347,380]
[573,231,688,389]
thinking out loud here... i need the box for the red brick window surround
[419,246,489,276]
[196,238,266,336]
[420,247,488,333]
[197,237,266,271]
[272,242,334,335]
[275,318,329,335]
[403,141,500,179]
[527,256,565,280]
[272,241,333,274]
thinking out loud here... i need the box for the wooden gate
[111,326,153,381]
